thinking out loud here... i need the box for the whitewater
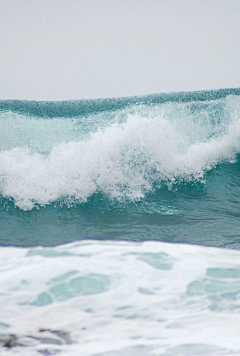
[1,88,240,355]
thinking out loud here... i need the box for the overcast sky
[0,0,240,101]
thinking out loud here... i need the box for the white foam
[1,240,240,355]
[1,98,240,210]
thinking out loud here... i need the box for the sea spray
[1,91,240,210]
[1,88,240,248]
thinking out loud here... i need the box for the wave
[1,88,240,210]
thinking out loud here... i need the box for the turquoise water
[2,89,240,355]
[1,88,240,248]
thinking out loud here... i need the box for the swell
[1,88,240,118]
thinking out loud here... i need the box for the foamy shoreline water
[1,240,240,355]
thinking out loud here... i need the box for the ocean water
[1,88,240,355]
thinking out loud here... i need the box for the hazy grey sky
[0,0,240,100]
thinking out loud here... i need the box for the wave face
[1,88,240,247]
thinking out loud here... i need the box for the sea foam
[1,240,240,355]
